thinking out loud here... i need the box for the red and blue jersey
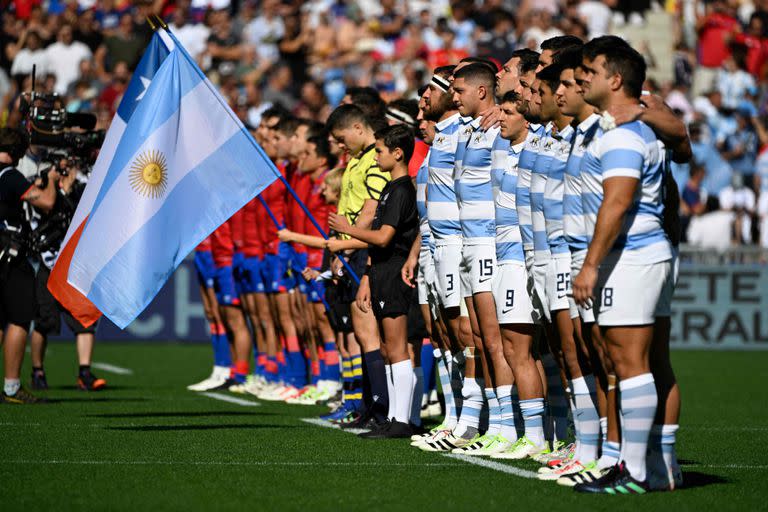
[242,198,263,258]
[304,169,334,268]
[210,221,234,269]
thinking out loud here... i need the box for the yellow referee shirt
[337,144,391,228]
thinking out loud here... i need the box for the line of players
[403,36,689,495]
[189,33,688,496]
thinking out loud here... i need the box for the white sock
[436,349,457,428]
[455,377,483,435]
[619,373,657,481]
[410,367,424,426]
[484,387,502,435]
[391,360,415,424]
[4,378,20,396]
[573,375,601,463]
[496,384,518,441]
[385,364,395,420]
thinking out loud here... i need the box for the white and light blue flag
[64,35,279,328]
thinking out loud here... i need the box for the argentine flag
[54,31,279,328]
[49,29,174,327]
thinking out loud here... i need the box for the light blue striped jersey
[580,119,672,265]
[416,148,435,253]
[495,140,527,263]
[427,113,464,244]
[564,113,601,253]
[543,124,574,255]
[516,123,545,252]
[531,123,554,262]
[456,118,507,244]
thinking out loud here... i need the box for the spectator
[690,121,734,196]
[680,163,709,241]
[719,173,757,244]
[169,8,210,62]
[74,8,103,53]
[716,44,757,110]
[755,146,768,248]
[44,23,92,95]
[101,13,144,71]
[695,0,740,96]
[244,0,284,65]
[720,111,759,188]
[262,63,297,111]
[9,29,48,86]
[735,12,768,79]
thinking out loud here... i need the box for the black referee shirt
[369,175,418,265]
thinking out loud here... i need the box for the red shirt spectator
[698,9,739,68]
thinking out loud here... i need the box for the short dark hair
[326,104,371,132]
[433,65,456,79]
[500,90,522,104]
[541,35,583,53]
[536,63,563,93]
[453,63,497,92]
[513,48,541,74]
[387,98,419,127]
[261,104,292,124]
[276,116,301,136]
[375,124,415,164]
[553,46,584,71]
[0,127,28,164]
[458,56,498,72]
[307,134,337,169]
[297,119,325,139]
[345,86,386,119]
[583,37,646,98]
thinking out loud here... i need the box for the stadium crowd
[1,0,768,498]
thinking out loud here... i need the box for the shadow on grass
[681,471,730,489]
[87,411,273,419]
[106,423,296,431]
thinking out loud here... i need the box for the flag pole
[155,17,362,286]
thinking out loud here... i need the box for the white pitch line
[687,464,768,470]
[200,392,260,407]
[444,454,539,478]
[1,460,457,467]
[91,362,134,375]
[301,418,538,478]
[301,417,367,435]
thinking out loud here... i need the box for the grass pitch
[1,342,766,511]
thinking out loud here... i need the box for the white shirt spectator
[10,48,48,78]
[521,26,564,50]
[191,0,231,10]
[244,16,284,64]
[577,1,612,37]
[716,68,756,109]
[687,210,736,251]
[665,89,695,124]
[44,40,91,95]
[719,185,756,211]
[170,22,211,60]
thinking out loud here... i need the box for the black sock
[361,353,372,412]
[32,366,44,374]
[79,365,91,376]
[363,350,389,423]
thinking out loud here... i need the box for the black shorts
[62,309,97,335]
[370,258,412,320]
[325,283,353,334]
[34,266,60,336]
[335,249,368,304]
[407,287,428,342]
[0,258,38,329]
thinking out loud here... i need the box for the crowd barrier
[55,247,768,349]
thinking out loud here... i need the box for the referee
[0,127,58,404]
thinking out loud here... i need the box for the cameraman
[0,127,58,404]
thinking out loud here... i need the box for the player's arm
[401,236,421,288]
[607,95,692,163]
[277,229,327,249]
[328,212,396,248]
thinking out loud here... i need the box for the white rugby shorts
[460,243,496,297]
[546,253,578,319]
[595,260,672,326]
[433,243,462,308]
[494,262,535,324]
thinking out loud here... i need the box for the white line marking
[1,460,457,467]
[444,454,539,478]
[91,362,134,375]
[301,418,538,478]
[686,426,768,432]
[200,392,260,407]
[687,464,768,470]
[301,417,367,434]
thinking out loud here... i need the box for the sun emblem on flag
[129,150,168,199]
